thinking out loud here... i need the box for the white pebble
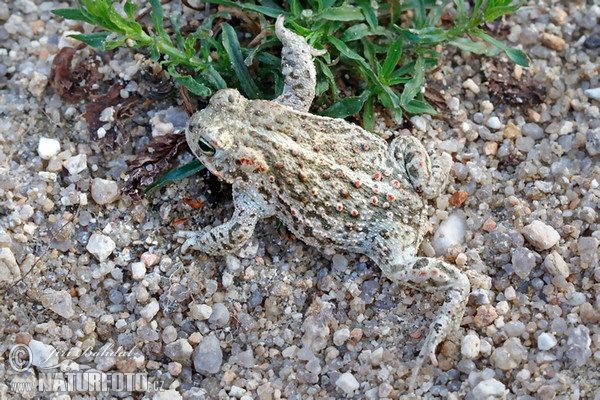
[0,247,21,284]
[486,116,502,130]
[333,328,350,346]
[522,221,560,250]
[462,78,480,94]
[86,233,116,262]
[140,299,160,320]
[537,332,557,350]
[189,303,213,321]
[29,340,59,368]
[432,213,466,256]
[38,137,60,160]
[208,303,230,327]
[543,251,570,277]
[472,378,507,398]
[336,372,360,394]
[40,290,75,319]
[131,262,147,280]
[461,333,481,359]
[584,87,600,101]
[410,116,427,131]
[64,154,88,175]
[91,178,120,205]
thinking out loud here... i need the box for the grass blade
[146,159,206,195]
[221,22,262,99]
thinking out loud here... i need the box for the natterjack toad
[181,16,470,389]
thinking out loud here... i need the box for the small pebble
[0,247,20,284]
[474,305,498,328]
[86,233,116,262]
[40,290,74,319]
[193,334,223,374]
[432,213,466,256]
[131,262,147,280]
[29,339,59,368]
[541,32,566,51]
[461,333,481,359]
[566,325,591,367]
[586,129,600,156]
[491,338,526,370]
[140,299,160,320]
[472,379,507,398]
[335,372,360,394]
[332,254,349,271]
[537,332,557,350]
[37,137,60,160]
[333,327,350,346]
[521,221,560,250]
[463,78,480,94]
[543,251,569,277]
[164,339,194,365]
[486,116,502,130]
[511,246,537,279]
[189,303,213,321]
[91,178,120,205]
[521,123,545,139]
[63,154,88,175]
[208,303,230,327]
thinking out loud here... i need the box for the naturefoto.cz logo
[8,342,163,394]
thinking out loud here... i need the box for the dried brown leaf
[49,47,101,102]
[484,60,545,106]
[122,132,189,199]
[82,83,139,149]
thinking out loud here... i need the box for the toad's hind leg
[381,257,470,390]
[274,16,326,112]
[390,135,452,199]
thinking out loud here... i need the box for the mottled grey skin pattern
[181,16,470,390]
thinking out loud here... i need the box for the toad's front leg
[179,187,275,254]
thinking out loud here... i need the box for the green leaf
[504,48,529,67]
[340,24,371,42]
[454,0,467,23]
[362,96,375,132]
[320,6,365,21]
[449,37,498,56]
[483,1,523,22]
[403,99,437,115]
[379,37,403,82]
[51,8,93,23]
[412,0,426,28]
[471,29,529,67]
[319,90,370,118]
[396,27,448,45]
[168,65,212,97]
[425,0,453,27]
[69,32,111,48]
[201,0,284,18]
[400,55,425,106]
[357,0,378,29]
[221,23,262,99]
[149,0,168,40]
[146,159,206,195]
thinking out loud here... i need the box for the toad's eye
[197,137,216,156]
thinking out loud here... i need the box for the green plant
[53,0,528,127]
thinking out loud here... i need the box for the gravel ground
[1,1,599,399]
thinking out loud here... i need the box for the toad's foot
[274,15,326,113]
[382,257,470,390]
[390,135,452,199]
[178,187,275,254]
